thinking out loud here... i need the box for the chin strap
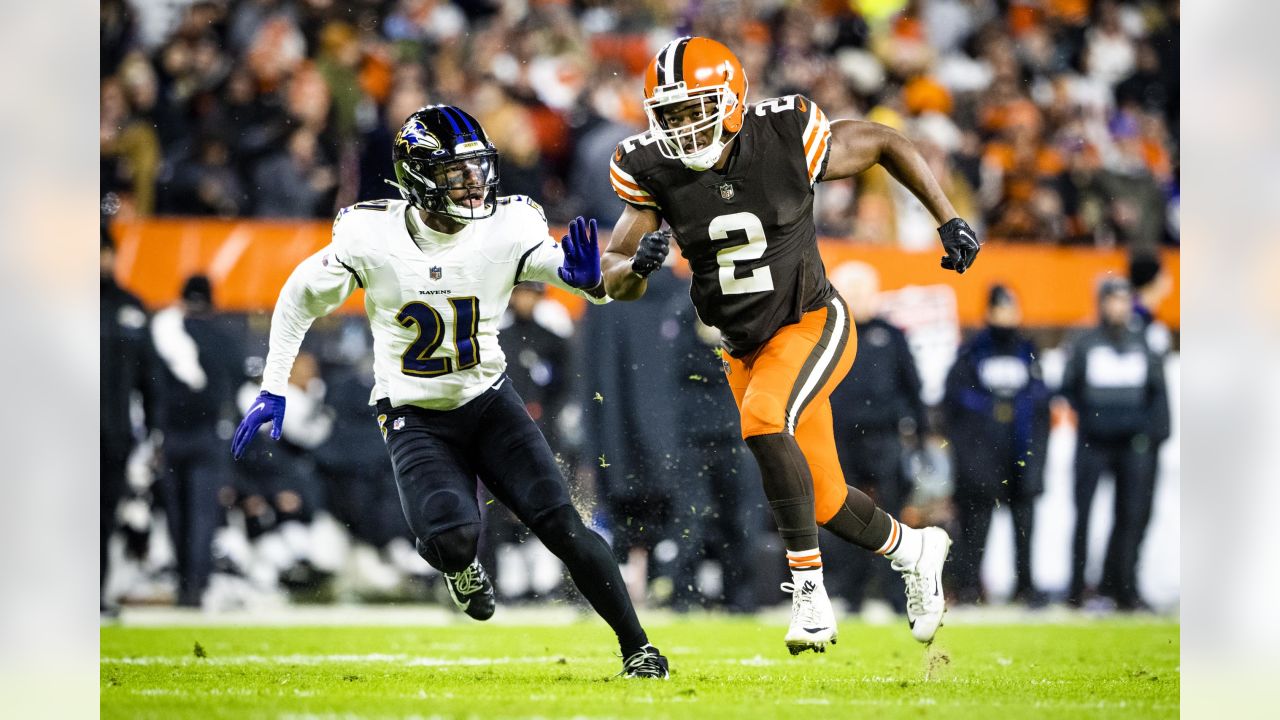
[680,142,724,171]
[679,127,740,171]
[440,195,489,225]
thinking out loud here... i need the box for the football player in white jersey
[231,105,668,678]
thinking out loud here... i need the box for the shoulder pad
[334,199,401,228]
[751,94,804,117]
[337,198,399,225]
[331,200,405,267]
[610,134,660,209]
[496,194,547,223]
[752,94,830,185]
[614,130,661,159]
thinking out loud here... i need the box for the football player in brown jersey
[601,37,981,654]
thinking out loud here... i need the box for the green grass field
[102,615,1179,719]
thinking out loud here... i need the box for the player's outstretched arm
[513,213,612,303]
[822,120,956,219]
[556,216,607,300]
[231,248,360,459]
[601,203,666,301]
[823,119,981,273]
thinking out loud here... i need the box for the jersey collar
[405,204,470,251]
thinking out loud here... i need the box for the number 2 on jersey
[710,212,774,295]
[396,297,480,377]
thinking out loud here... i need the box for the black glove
[630,230,671,278]
[938,218,981,274]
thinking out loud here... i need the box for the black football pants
[379,378,647,652]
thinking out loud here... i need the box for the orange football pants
[723,295,858,524]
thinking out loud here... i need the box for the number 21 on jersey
[396,297,480,377]
[710,212,774,295]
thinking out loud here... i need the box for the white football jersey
[261,196,606,410]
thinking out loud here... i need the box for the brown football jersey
[610,95,837,357]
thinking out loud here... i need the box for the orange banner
[110,219,1179,328]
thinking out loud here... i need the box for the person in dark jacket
[1061,277,1170,610]
[1129,254,1174,358]
[100,225,155,613]
[824,261,926,614]
[312,356,410,564]
[580,268,684,603]
[669,299,767,612]
[943,285,1051,606]
[1125,253,1174,598]
[150,275,243,606]
[498,283,573,444]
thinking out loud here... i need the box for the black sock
[745,433,819,552]
[820,484,895,552]
[529,506,648,655]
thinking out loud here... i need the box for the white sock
[882,518,924,567]
[791,566,825,585]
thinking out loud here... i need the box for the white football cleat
[781,575,838,655]
[894,526,951,643]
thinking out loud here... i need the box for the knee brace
[415,523,481,574]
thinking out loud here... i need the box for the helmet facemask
[645,83,739,172]
[393,152,500,225]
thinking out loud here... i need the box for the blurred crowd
[101,0,1179,250]
[102,219,1176,615]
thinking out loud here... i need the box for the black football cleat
[620,644,669,679]
[443,561,496,621]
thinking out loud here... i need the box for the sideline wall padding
[110,219,1179,328]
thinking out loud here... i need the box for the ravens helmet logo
[395,120,441,155]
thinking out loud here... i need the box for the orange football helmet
[643,36,749,171]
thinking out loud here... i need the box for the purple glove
[231,390,286,459]
[557,216,602,289]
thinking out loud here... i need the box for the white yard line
[102,654,564,666]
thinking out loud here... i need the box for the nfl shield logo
[392,417,405,431]
[719,182,734,200]
[430,266,443,280]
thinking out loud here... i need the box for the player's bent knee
[405,489,474,542]
[416,524,480,573]
[739,392,788,438]
[815,487,849,525]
